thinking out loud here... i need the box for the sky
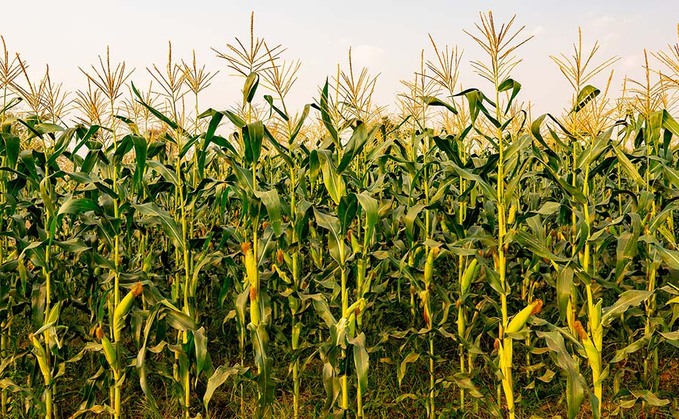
[1,0,677,118]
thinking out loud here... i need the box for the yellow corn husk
[101,336,118,370]
[457,306,466,337]
[243,243,257,287]
[292,321,302,350]
[506,299,543,334]
[250,289,261,326]
[30,335,50,382]
[423,247,439,285]
[507,203,517,225]
[244,243,261,327]
[460,258,478,296]
[113,282,143,341]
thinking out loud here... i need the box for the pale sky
[1,0,676,118]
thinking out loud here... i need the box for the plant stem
[429,333,435,418]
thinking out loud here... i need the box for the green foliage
[1,12,679,419]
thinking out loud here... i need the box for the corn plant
[1,11,679,419]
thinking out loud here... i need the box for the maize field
[1,12,679,419]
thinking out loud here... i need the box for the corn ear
[506,299,543,334]
[250,290,261,326]
[423,247,439,285]
[292,322,302,350]
[101,336,118,370]
[112,282,143,341]
[460,258,478,296]
[243,242,257,287]
[457,306,466,337]
[507,203,517,225]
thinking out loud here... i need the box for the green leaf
[147,160,178,186]
[308,294,337,328]
[537,201,561,216]
[203,365,246,411]
[612,145,644,187]
[317,150,345,205]
[243,120,264,164]
[398,352,419,385]
[249,323,274,417]
[659,330,679,348]
[198,109,224,178]
[338,193,358,235]
[47,127,76,165]
[629,390,670,407]
[262,125,294,168]
[317,78,339,145]
[448,373,483,398]
[557,267,573,320]
[132,82,185,133]
[243,72,259,105]
[572,85,600,113]
[163,305,198,331]
[576,131,610,170]
[290,104,310,144]
[663,165,679,189]
[255,189,283,236]
[1,132,20,169]
[662,109,679,137]
[537,331,586,419]
[513,230,569,262]
[404,203,426,244]
[611,335,649,363]
[422,96,458,115]
[656,246,679,271]
[338,122,371,173]
[263,94,289,121]
[131,134,147,190]
[449,162,496,202]
[356,192,379,247]
[219,109,246,128]
[314,208,343,265]
[55,239,90,253]
[194,327,211,384]
[498,78,521,114]
[57,198,99,216]
[350,332,369,394]
[134,203,185,251]
[601,290,653,327]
